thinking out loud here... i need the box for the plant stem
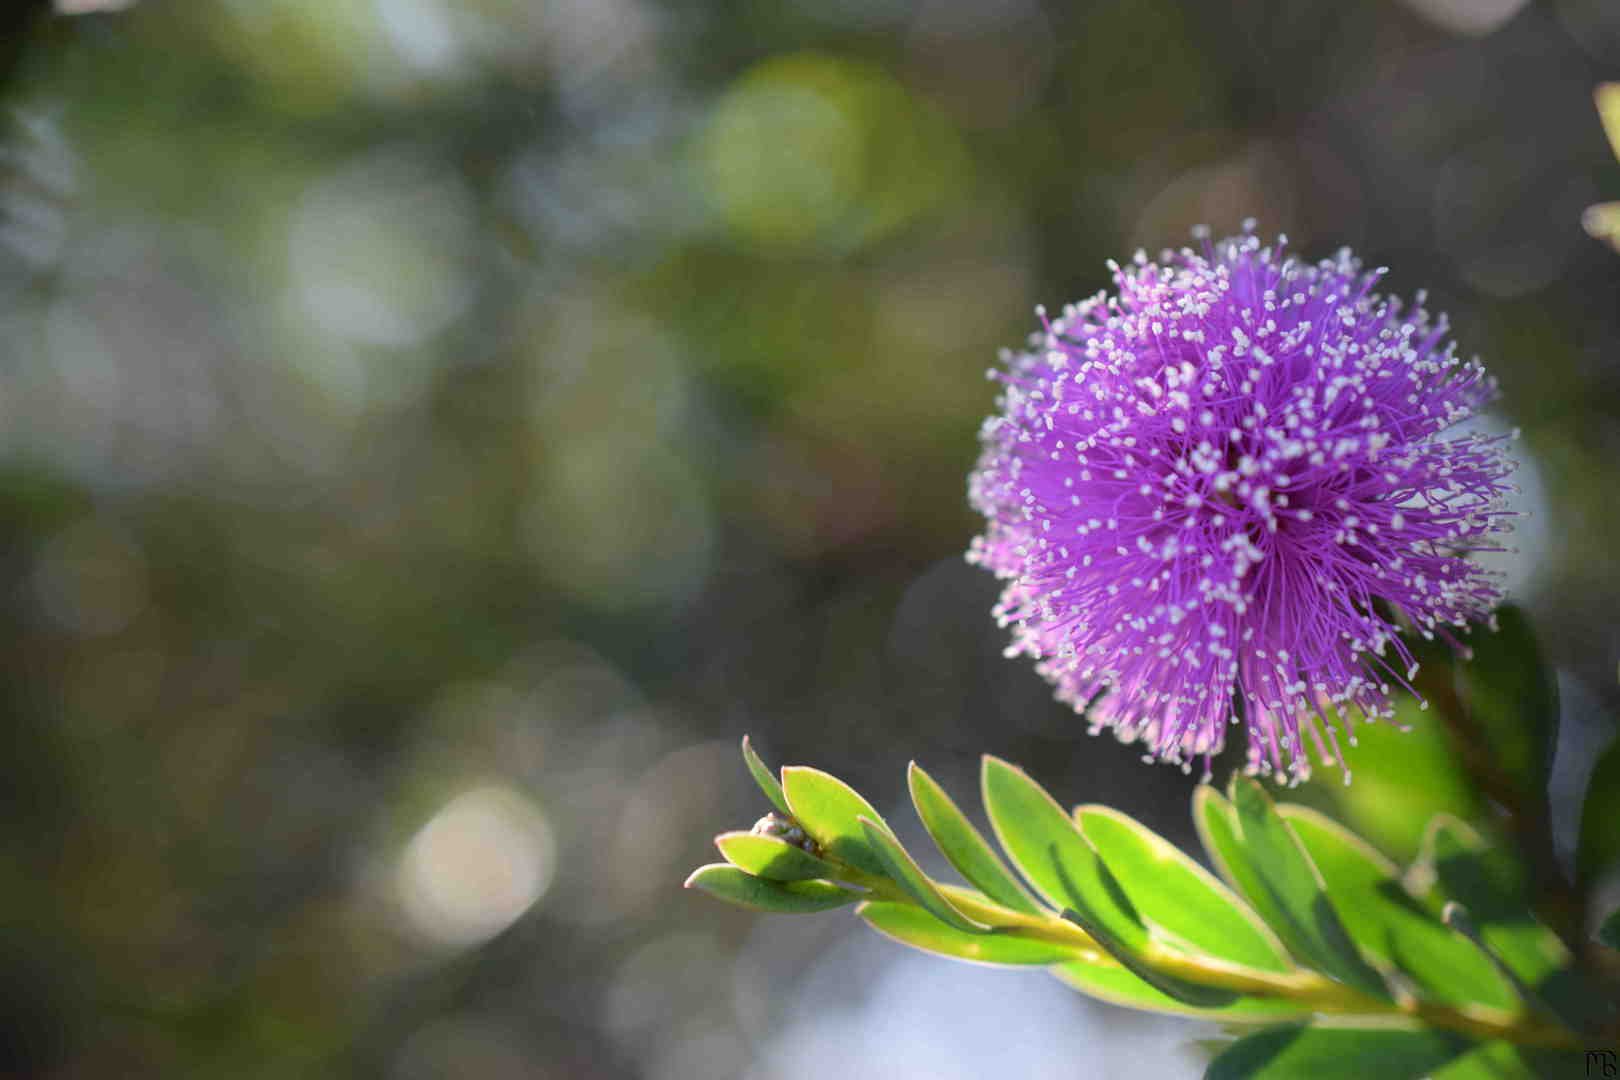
[836,855,1584,1050]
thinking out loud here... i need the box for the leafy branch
[687,738,1618,1078]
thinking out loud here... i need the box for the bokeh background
[2,0,1619,1076]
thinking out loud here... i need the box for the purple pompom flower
[968,224,1518,784]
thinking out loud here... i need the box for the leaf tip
[980,754,1019,779]
[683,863,719,890]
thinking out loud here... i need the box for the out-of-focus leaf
[1411,817,1567,982]
[1597,83,1620,162]
[1432,1043,1592,1079]
[1581,202,1620,252]
[684,864,858,913]
[780,766,891,878]
[981,757,1236,1006]
[1577,734,1620,885]
[1050,961,1313,1023]
[1323,694,1482,863]
[857,817,986,932]
[1426,1041,1521,1079]
[1412,816,1605,1034]
[1075,804,1292,974]
[1441,902,1549,1017]
[1598,906,1620,951]
[1454,605,1557,806]
[908,761,1041,915]
[1205,1025,1471,1080]
[741,735,790,816]
[857,901,1070,965]
[1278,805,1516,1011]
[1228,777,1389,999]
[714,831,838,881]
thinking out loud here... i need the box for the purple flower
[968,224,1517,784]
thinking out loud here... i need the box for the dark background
[1,1,1618,1076]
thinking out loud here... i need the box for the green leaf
[1277,805,1516,1011]
[979,757,1237,1007]
[1454,605,1557,801]
[1194,786,1254,893]
[1075,804,1292,974]
[908,761,1042,915]
[857,901,1072,966]
[1595,906,1619,952]
[1441,902,1553,1018]
[857,817,987,933]
[684,864,858,913]
[980,758,1155,952]
[1050,961,1313,1024]
[1205,1025,1471,1079]
[741,735,791,816]
[780,766,892,878]
[1577,734,1620,885]
[980,757,1133,931]
[1228,777,1390,999]
[1411,817,1568,983]
[1425,1041,1522,1080]
[714,831,839,882]
[1430,1042,1589,1080]
[1319,693,1482,863]
[1054,907,1240,1008]
[1413,816,1602,1034]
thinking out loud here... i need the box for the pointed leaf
[980,758,1132,929]
[741,735,790,816]
[780,766,891,878]
[1599,906,1620,952]
[714,831,838,882]
[981,757,1149,950]
[1441,903,1550,1017]
[1412,817,1568,981]
[1413,816,1603,1035]
[909,761,1041,915]
[1454,606,1557,802]
[858,818,987,933]
[1278,805,1516,1011]
[980,757,1235,1006]
[684,864,858,913]
[1194,786,1257,895]
[1076,805,1292,974]
[1597,82,1620,163]
[1228,776,1389,999]
[857,901,1072,966]
[1201,784,1341,980]
[1577,734,1620,885]
[1205,1025,1471,1080]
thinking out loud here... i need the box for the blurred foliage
[2,1,1620,1078]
